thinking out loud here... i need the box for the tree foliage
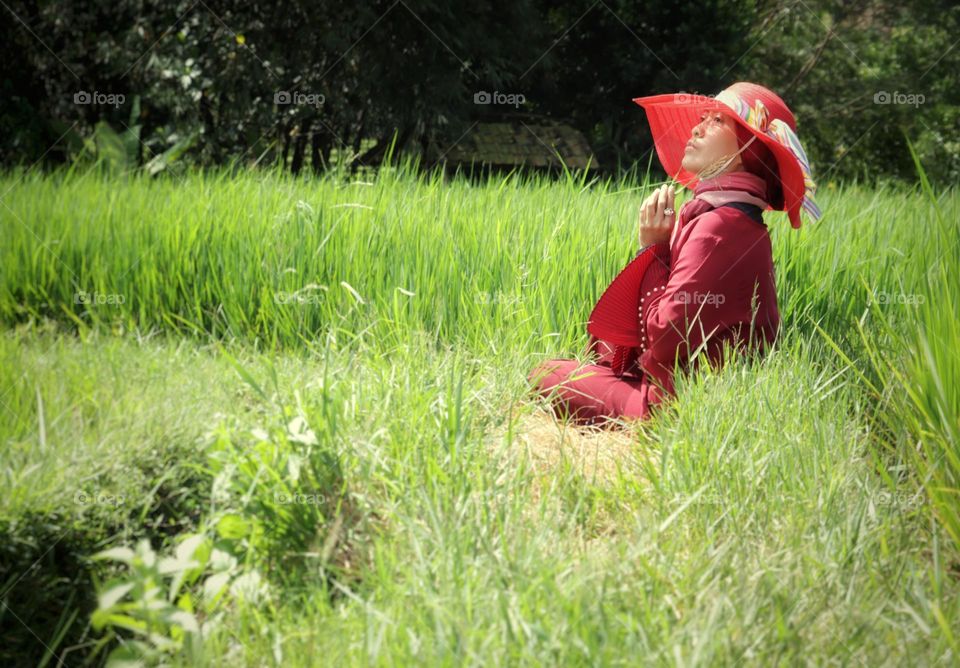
[1,0,957,183]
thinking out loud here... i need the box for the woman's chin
[680,157,700,175]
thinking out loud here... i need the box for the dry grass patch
[487,404,656,502]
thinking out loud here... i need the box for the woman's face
[681,109,743,177]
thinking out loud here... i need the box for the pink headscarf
[670,171,770,247]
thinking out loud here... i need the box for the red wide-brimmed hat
[633,81,821,229]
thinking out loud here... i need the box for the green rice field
[1,159,958,665]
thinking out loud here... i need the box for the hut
[426,112,599,175]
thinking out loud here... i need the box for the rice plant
[1,158,958,665]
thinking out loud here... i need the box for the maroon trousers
[526,356,651,427]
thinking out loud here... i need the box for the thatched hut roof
[431,113,599,171]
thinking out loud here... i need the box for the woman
[527,81,822,427]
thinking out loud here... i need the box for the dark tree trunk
[281,120,292,171]
[356,124,414,167]
[349,108,366,173]
[200,90,220,163]
[290,123,307,175]
[419,120,433,170]
[311,126,333,174]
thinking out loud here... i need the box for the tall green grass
[4,161,950,356]
[820,146,960,556]
[1,158,958,664]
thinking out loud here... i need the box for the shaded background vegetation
[2,0,958,183]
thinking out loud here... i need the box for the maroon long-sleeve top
[587,203,781,420]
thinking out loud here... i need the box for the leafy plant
[90,532,267,666]
[204,384,350,582]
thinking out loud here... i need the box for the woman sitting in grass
[528,81,822,427]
